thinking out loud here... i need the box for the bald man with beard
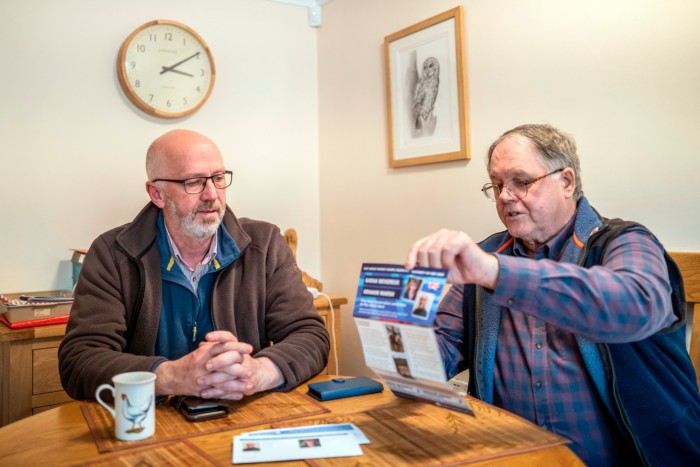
[59,130,329,402]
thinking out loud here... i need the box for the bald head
[146,129,222,181]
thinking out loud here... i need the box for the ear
[560,168,576,198]
[146,181,166,208]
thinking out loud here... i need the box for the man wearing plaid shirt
[405,124,700,466]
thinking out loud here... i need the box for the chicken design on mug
[96,371,157,441]
[120,392,154,434]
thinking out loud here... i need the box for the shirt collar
[164,223,218,272]
[513,213,577,260]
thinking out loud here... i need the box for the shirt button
[536,343,542,349]
[192,277,197,283]
[535,380,542,388]
[507,298,515,305]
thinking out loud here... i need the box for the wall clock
[117,20,216,118]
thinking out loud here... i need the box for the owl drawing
[412,57,440,136]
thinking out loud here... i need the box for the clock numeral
[135,80,141,88]
[166,99,172,108]
[136,44,146,53]
[200,69,205,77]
[149,33,157,42]
[196,86,201,94]
[148,94,154,102]
[129,61,136,69]
[183,97,189,105]
[165,32,173,41]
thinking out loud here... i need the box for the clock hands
[160,52,200,76]
[165,68,194,78]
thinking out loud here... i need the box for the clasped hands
[155,330,283,400]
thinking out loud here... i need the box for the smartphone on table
[172,396,229,422]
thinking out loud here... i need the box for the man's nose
[497,182,517,202]
[200,177,218,199]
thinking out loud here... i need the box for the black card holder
[307,377,383,401]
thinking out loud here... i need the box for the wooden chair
[283,228,323,291]
[668,251,700,390]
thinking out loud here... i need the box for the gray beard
[165,199,224,240]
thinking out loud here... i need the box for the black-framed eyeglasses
[152,170,233,194]
[481,168,564,202]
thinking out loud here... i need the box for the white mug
[95,371,157,441]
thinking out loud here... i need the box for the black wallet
[307,377,383,401]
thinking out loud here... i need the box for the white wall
[0,0,322,292]
[2,0,698,378]
[318,0,700,376]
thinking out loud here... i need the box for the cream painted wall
[1,0,698,379]
[318,0,700,376]
[0,0,322,292]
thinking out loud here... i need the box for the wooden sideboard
[0,295,346,427]
[0,323,71,426]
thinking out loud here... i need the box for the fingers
[200,341,253,376]
[155,355,210,396]
[185,335,281,401]
[406,229,464,270]
[156,335,257,399]
[199,339,253,357]
[405,231,446,270]
[199,371,254,399]
[198,354,256,399]
[198,332,253,370]
[197,343,254,389]
[200,383,253,400]
[405,230,488,286]
[405,233,431,270]
[204,346,251,375]
[204,330,239,344]
[199,355,283,399]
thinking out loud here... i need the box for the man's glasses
[152,170,233,194]
[481,168,564,202]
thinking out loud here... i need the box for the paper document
[353,263,473,415]
[242,423,370,444]
[232,423,366,464]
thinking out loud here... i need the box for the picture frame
[384,7,470,168]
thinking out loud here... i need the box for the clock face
[117,20,215,118]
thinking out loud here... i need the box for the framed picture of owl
[384,6,470,168]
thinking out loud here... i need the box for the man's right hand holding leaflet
[405,229,500,289]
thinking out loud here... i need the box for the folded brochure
[353,263,473,415]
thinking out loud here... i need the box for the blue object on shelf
[70,249,88,287]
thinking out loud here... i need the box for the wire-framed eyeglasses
[152,170,233,194]
[481,168,564,202]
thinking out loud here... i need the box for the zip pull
[192,323,197,342]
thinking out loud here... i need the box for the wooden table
[0,375,583,466]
